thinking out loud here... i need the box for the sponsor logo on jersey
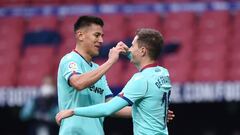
[89,85,104,95]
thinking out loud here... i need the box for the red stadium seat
[0,66,17,86]
[233,11,240,31]
[26,16,58,32]
[227,64,240,81]
[0,0,29,6]
[165,64,192,83]
[59,15,79,42]
[192,60,226,81]
[164,12,196,46]
[121,61,138,86]
[62,0,96,4]
[163,0,192,3]
[17,46,55,86]
[0,49,19,86]
[162,54,192,83]
[95,58,125,87]
[131,0,161,4]
[127,13,162,38]
[0,17,25,51]
[198,11,230,33]
[30,0,61,5]
[100,14,128,45]
[17,68,50,86]
[96,0,128,4]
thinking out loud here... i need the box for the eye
[94,33,102,38]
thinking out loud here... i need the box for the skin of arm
[56,97,128,125]
[106,97,132,118]
[56,97,175,125]
[70,43,128,90]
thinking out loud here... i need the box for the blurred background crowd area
[1,0,240,88]
[0,0,240,135]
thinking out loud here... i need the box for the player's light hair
[136,28,164,60]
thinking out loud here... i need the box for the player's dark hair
[74,15,104,32]
[136,28,164,60]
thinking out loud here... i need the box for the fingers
[116,41,129,53]
[55,110,74,126]
[55,112,61,125]
[167,110,175,122]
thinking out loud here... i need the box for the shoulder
[60,52,84,65]
[130,73,146,83]
[158,66,170,76]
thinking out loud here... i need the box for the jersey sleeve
[61,58,83,83]
[101,75,113,99]
[118,74,148,105]
[74,96,128,117]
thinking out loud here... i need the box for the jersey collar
[140,63,158,72]
[73,49,93,67]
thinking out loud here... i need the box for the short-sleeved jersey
[119,66,171,135]
[57,50,113,135]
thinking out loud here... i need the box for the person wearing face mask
[56,28,173,135]
[20,76,58,135]
[56,15,175,135]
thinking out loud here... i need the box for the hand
[116,41,129,53]
[55,109,74,125]
[108,41,128,64]
[167,110,175,122]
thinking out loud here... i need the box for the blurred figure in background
[20,76,58,135]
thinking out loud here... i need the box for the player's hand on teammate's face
[55,109,74,125]
[167,110,175,122]
[108,41,128,64]
[116,41,129,53]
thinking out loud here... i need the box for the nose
[99,36,103,43]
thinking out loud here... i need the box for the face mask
[125,51,132,60]
[40,84,55,97]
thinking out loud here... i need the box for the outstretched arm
[56,97,128,125]
[70,44,127,90]
[105,97,132,118]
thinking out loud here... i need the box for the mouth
[95,45,100,49]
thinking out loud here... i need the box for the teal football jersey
[57,50,113,135]
[119,65,171,135]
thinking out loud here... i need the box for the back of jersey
[132,66,171,135]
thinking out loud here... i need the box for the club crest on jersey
[68,62,78,71]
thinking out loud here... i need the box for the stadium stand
[0,0,29,6]
[17,46,55,86]
[30,0,61,5]
[127,13,162,38]
[26,15,58,32]
[0,1,239,87]
[62,0,96,4]
[96,0,129,4]
[100,13,128,46]
[95,58,126,88]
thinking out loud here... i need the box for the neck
[75,45,92,62]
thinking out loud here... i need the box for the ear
[75,30,84,41]
[140,47,147,57]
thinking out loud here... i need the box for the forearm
[70,60,114,90]
[106,97,132,118]
[74,97,128,118]
[114,106,132,118]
